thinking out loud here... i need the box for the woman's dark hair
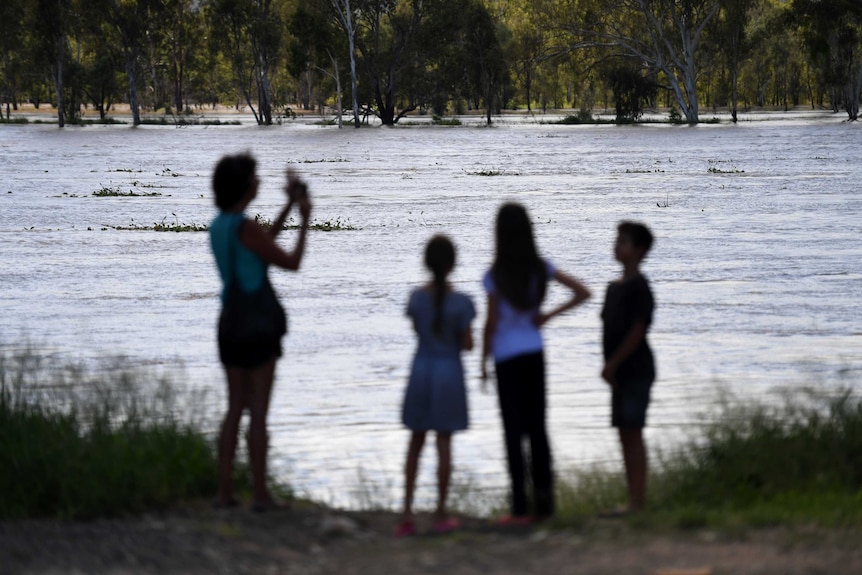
[492,203,547,310]
[425,235,456,336]
[212,153,257,211]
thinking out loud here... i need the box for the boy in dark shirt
[601,221,655,513]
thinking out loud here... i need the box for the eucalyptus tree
[288,2,349,124]
[207,0,285,125]
[0,0,26,120]
[549,0,723,123]
[350,0,505,125]
[712,0,759,121]
[353,0,425,125]
[507,9,549,112]
[29,0,75,126]
[101,0,160,125]
[792,0,862,120]
[458,0,508,124]
[325,0,361,126]
[162,0,205,114]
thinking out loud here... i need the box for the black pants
[495,351,553,517]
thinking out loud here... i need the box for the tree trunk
[50,23,67,128]
[329,51,343,129]
[258,66,272,125]
[731,67,739,123]
[173,59,184,114]
[126,54,141,126]
[346,4,360,128]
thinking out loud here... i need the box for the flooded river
[1,111,860,508]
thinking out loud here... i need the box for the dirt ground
[2,501,861,575]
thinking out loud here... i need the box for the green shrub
[0,347,220,519]
[555,388,862,528]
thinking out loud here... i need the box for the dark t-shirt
[601,274,655,382]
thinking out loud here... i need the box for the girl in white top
[481,202,591,522]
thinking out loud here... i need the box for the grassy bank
[0,347,221,519]
[3,343,859,528]
[555,387,862,529]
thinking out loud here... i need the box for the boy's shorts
[611,378,653,429]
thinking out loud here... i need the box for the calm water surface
[1,113,860,507]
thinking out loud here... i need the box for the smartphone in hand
[285,169,308,200]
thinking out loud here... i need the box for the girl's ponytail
[424,235,456,337]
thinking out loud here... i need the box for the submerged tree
[793,0,862,120]
[30,0,73,126]
[208,0,284,125]
[550,0,722,123]
[0,0,26,120]
[326,0,361,127]
[714,0,758,122]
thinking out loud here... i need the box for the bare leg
[248,357,277,507]
[218,366,247,505]
[434,432,452,523]
[619,428,647,511]
[402,431,426,522]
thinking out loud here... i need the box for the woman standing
[481,203,591,523]
[210,154,311,511]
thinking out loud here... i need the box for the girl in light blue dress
[398,235,476,536]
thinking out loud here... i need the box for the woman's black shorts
[218,335,283,369]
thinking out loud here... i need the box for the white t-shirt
[482,259,556,362]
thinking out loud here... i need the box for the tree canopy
[1,0,860,125]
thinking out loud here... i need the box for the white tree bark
[331,0,360,128]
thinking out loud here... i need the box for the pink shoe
[433,517,461,534]
[394,520,417,537]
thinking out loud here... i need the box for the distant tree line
[1,0,860,126]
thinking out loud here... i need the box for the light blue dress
[402,289,476,432]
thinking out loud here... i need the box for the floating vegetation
[626,168,665,173]
[111,213,207,232]
[254,213,359,231]
[553,110,606,125]
[129,180,161,189]
[108,168,143,173]
[158,168,183,177]
[93,185,164,197]
[139,116,241,126]
[290,157,349,164]
[464,168,519,176]
[707,159,744,174]
[431,115,462,126]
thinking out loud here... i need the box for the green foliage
[707,160,745,173]
[554,388,862,528]
[0,346,218,519]
[2,0,859,125]
[604,62,658,122]
[93,185,164,197]
[431,114,462,126]
[112,214,207,232]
